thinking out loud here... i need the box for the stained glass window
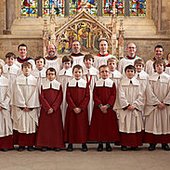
[129,0,146,16]
[43,0,64,16]
[69,0,97,16]
[103,0,124,16]
[21,0,38,17]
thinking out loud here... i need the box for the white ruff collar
[135,70,148,80]
[96,78,113,87]
[42,79,60,90]
[110,70,122,79]
[3,64,19,74]
[68,78,87,88]
[83,66,99,76]
[149,72,170,83]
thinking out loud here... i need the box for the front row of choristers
[1,53,170,152]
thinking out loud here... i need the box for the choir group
[0,39,170,152]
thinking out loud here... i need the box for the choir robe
[64,78,90,143]
[144,72,170,143]
[31,67,47,92]
[11,74,40,146]
[82,66,99,124]
[118,56,140,75]
[58,68,73,126]
[0,59,5,66]
[109,69,122,88]
[2,64,20,99]
[94,54,113,69]
[89,78,120,142]
[0,76,13,149]
[36,79,64,148]
[45,57,62,74]
[145,59,154,76]
[116,77,144,147]
[71,53,84,67]
[165,64,170,75]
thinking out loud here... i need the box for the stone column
[97,0,103,16]
[4,0,16,34]
[124,0,130,16]
[64,0,69,16]
[38,0,42,17]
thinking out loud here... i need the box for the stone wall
[0,36,43,60]
[0,0,5,34]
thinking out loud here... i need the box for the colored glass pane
[21,0,38,17]
[69,0,97,15]
[43,0,64,16]
[129,0,146,16]
[103,0,124,16]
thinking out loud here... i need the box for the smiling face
[84,58,93,69]
[107,61,117,71]
[47,44,56,57]
[72,41,81,54]
[6,57,15,66]
[73,67,83,80]
[135,63,144,73]
[127,43,137,57]
[18,46,27,59]
[155,63,164,74]
[155,47,164,60]
[36,58,45,70]
[63,61,72,70]
[99,40,108,55]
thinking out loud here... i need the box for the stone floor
[0,144,169,170]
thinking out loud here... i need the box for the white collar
[59,68,72,76]
[32,67,46,78]
[121,77,140,86]
[42,79,60,90]
[110,70,122,79]
[3,64,19,74]
[149,72,170,83]
[0,76,8,86]
[16,74,37,86]
[68,78,87,88]
[83,66,99,76]
[96,78,113,87]
[135,70,148,80]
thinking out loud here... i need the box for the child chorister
[58,55,73,126]
[11,62,40,151]
[116,65,144,151]
[64,64,90,152]
[83,54,99,124]
[31,56,47,91]
[89,65,120,152]
[36,67,64,151]
[3,52,20,97]
[144,59,170,151]
[0,64,13,151]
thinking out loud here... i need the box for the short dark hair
[154,45,164,51]
[62,55,73,65]
[72,64,83,73]
[98,38,108,45]
[21,61,32,69]
[125,65,136,73]
[5,52,16,59]
[153,59,166,72]
[134,58,145,67]
[83,54,94,62]
[46,67,56,76]
[35,56,46,65]
[18,43,28,51]
[99,64,109,72]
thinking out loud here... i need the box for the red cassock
[36,87,65,148]
[89,83,120,142]
[64,84,90,143]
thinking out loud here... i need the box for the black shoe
[97,143,103,152]
[27,146,35,151]
[0,148,8,152]
[148,144,156,151]
[121,146,128,151]
[18,146,25,152]
[67,144,73,152]
[81,144,88,152]
[41,147,47,152]
[54,148,61,152]
[106,143,112,152]
[131,147,139,151]
[162,144,170,151]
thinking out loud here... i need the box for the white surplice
[11,74,40,134]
